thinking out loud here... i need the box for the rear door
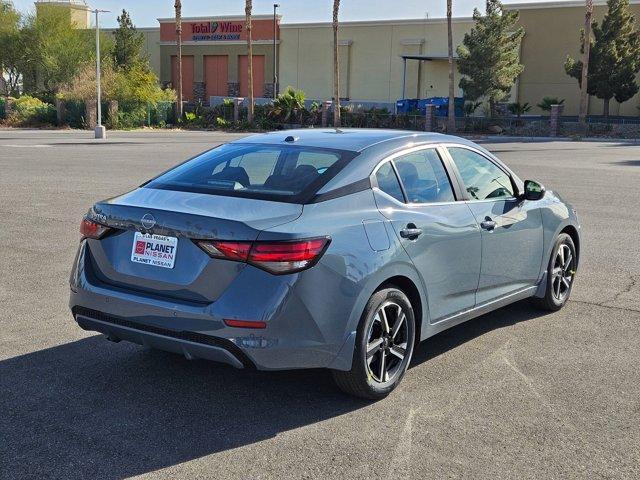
[372,146,481,323]
[444,146,543,304]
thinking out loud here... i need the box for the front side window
[145,143,353,202]
[393,149,455,203]
[448,147,515,201]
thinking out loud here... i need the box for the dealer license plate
[131,232,178,269]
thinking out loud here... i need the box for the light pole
[273,4,279,99]
[93,8,110,139]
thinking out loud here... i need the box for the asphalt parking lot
[1,129,638,479]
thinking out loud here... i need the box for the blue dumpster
[418,97,464,117]
[395,98,419,114]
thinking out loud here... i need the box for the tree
[0,0,22,96]
[579,0,594,124]
[174,0,183,119]
[20,5,105,97]
[112,9,145,70]
[332,0,341,127]
[446,0,456,132]
[565,0,640,118]
[246,0,254,124]
[456,0,525,116]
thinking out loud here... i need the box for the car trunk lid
[85,188,302,303]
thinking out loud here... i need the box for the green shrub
[7,95,56,126]
[270,87,306,123]
[113,103,148,129]
[537,96,565,113]
[0,97,6,120]
[215,117,229,128]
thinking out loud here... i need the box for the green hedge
[5,96,56,126]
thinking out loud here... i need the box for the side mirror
[523,180,546,201]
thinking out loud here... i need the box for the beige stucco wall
[132,2,640,115]
[35,2,91,28]
[515,3,640,115]
[140,29,161,77]
[280,20,472,103]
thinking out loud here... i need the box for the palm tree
[579,0,593,125]
[174,0,183,120]
[446,0,456,132]
[246,0,254,124]
[332,0,341,127]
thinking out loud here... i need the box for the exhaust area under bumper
[73,307,255,369]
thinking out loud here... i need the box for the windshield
[144,143,357,203]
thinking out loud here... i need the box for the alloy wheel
[365,301,409,384]
[552,243,574,302]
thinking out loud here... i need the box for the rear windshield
[144,143,357,203]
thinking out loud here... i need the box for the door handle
[480,217,497,231]
[400,224,423,239]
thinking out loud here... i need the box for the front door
[171,55,194,101]
[238,55,265,98]
[204,55,229,98]
[372,147,481,323]
[445,146,544,304]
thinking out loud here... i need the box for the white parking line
[0,144,53,148]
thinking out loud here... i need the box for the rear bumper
[73,307,253,369]
[69,241,358,371]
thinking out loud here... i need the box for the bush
[537,96,565,113]
[6,95,56,126]
[270,87,305,123]
[0,97,6,120]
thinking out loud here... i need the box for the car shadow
[1,300,547,479]
[615,159,640,166]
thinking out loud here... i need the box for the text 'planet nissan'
[70,129,580,399]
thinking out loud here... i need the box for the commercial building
[35,0,91,28]
[36,0,640,116]
[156,15,280,101]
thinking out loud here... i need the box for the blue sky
[11,0,557,28]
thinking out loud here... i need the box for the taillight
[80,218,111,240]
[196,237,330,274]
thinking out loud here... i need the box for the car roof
[231,128,469,152]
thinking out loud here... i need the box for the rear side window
[375,162,404,202]
[145,143,355,203]
[394,149,455,203]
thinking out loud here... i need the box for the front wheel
[532,233,577,311]
[332,287,416,400]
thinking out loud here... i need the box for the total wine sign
[191,21,243,41]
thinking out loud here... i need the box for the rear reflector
[80,218,111,240]
[224,319,267,329]
[196,237,330,274]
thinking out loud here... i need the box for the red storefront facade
[159,15,280,102]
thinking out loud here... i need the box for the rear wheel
[532,233,577,311]
[332,287,415,400]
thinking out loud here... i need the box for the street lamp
[273,4,280,99]
[93,8,110,139]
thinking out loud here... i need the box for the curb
[465,135,640,144]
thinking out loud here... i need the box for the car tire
[332,287,416,400]
[531,233,577,311]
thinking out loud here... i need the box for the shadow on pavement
[0,300,547,479]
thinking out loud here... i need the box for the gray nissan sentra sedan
[70,129,580,399]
